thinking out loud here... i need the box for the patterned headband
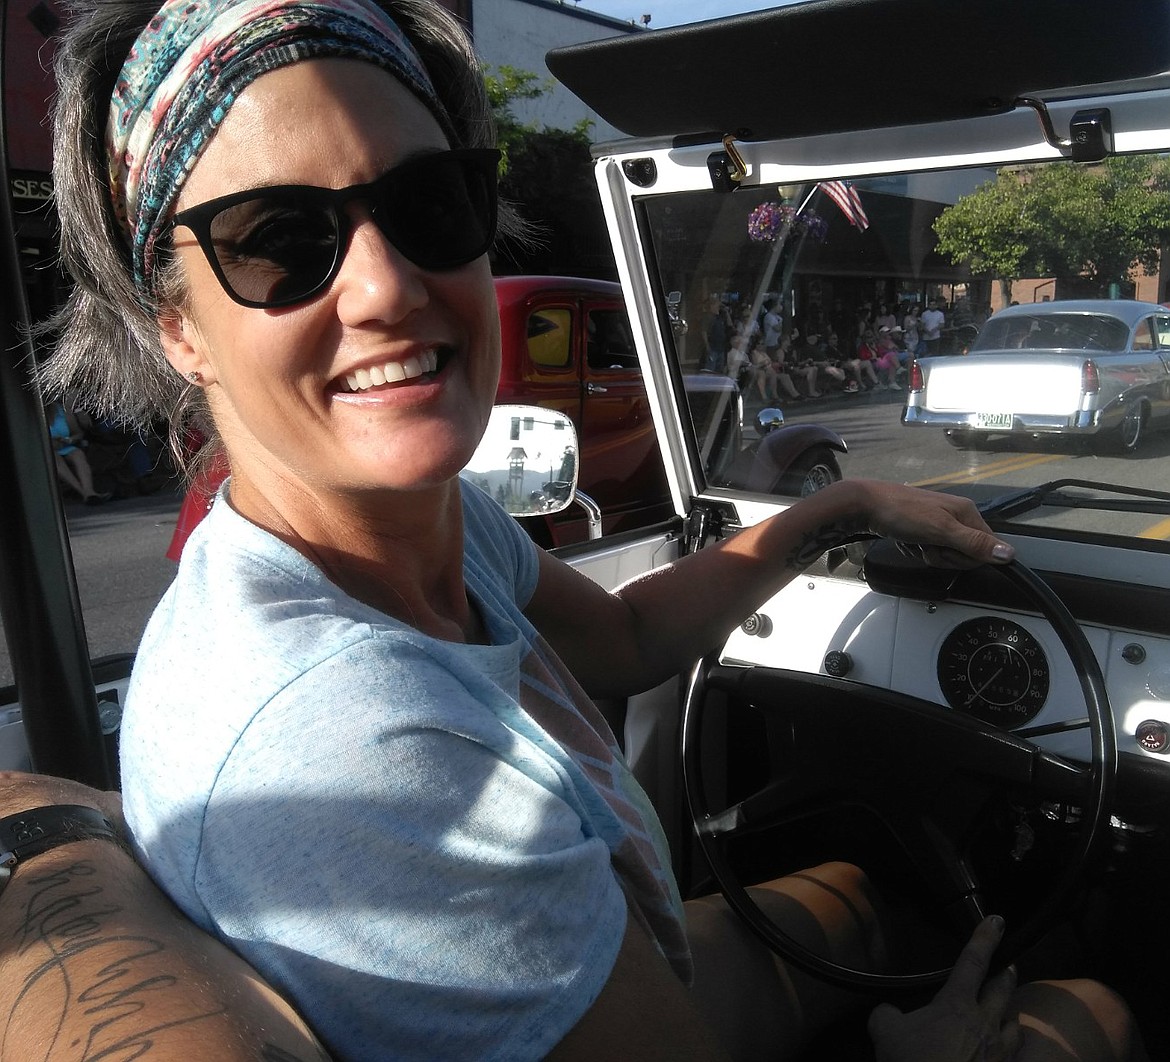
[107,0,450,295]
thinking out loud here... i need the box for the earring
[185,370,202,384]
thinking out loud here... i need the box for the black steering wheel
[681,544,1116,991]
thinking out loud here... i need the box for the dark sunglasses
[167,148,500,309]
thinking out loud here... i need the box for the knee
[757,862,887,967]
[789,861,879,912]
[1014,978,1142,1061]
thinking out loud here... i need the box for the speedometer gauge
[937,617,1050,728]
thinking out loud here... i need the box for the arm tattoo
[784,518,869,570]
[5,859,229,1060]
[4,859,224,1061]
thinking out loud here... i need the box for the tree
[933,174,1036,303]
[934,155,1170,300]
[481,65,615,279]
[481,65,552,174]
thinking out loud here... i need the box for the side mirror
[462,405,579,518]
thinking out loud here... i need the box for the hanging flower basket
[747,200,829,244]
[747,200,794,242]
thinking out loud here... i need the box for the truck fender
[756,423,848,466]
[745,424,848,496]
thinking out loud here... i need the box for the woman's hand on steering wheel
[849,481,1015,569]
[868,915,1021,1062]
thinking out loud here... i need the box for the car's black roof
[547,0,1170,144]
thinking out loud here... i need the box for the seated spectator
[843,330,881,389]
[45,401,110,505]
[725,333,753,387]
[889,327,913,377]
[874,328,903,389]
[821,333,857,392]
[795,332,846,395]
[773,334,817,399]
[83,414,171,498]
[747,337,782,402]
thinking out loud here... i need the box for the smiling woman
[157,59,503,514]
[25,0,1149,1060]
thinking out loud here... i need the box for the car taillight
[1082,359,1100,395]
[909,359,923,393]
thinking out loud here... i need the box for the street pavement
[0,488,183,688]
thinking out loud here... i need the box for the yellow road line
[1140,517,1170,541]
[911,452,1063,489]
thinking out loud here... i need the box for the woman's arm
[0,772,331,1062]
[524,479,1014,698]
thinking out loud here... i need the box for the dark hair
[39,0,509,475]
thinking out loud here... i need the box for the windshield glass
[640,151,1170,547]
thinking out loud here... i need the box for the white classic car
[903,300,1170,453]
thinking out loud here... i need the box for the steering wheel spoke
[1032,748,1096,802]
[881,807,989,934]
[697,772,843,840]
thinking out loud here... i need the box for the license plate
[975,412,1013,429]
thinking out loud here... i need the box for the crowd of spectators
[43,400,174,506]
[700,292,991,407]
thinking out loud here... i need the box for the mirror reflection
[462,404,579,517]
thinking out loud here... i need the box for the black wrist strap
[0,805,120,887]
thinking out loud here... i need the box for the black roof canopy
[546,0,1170,144]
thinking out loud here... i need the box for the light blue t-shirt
[121,480,689,1061]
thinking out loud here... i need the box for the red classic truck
[493,275,675,544]
[168,275,844,554]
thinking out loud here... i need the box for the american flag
[818,180,869,231]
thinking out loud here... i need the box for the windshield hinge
[684,503,724,553]
[1015,98,1113,162]
[707,134,749,193]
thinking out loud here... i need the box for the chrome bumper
[901,405,1100,433]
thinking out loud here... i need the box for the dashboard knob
[824,650,853,677]
[1121,643,1147,665]
[740,612,772,638]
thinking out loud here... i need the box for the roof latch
[707,134,749,193]
[1016,97,1113,163]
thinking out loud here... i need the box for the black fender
[745,424,848,494]
[756,423,847,465]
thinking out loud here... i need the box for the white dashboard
[721,569,1170,770]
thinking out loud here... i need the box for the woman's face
[160,59,501,500]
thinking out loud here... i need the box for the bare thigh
[685,865,1145,1062]
[685,861,884,1061]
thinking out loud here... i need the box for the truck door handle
[587,383,608,394]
